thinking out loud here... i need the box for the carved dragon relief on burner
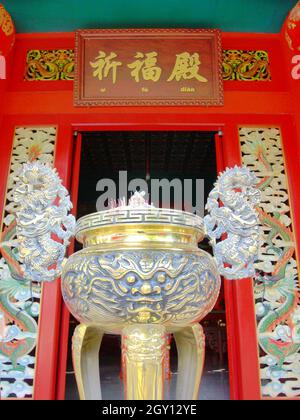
[62,250,220,327]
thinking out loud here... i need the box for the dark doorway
[77,131,217,218]
[65,130,229,400]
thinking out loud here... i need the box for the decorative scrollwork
[13,162,76,282]
[76,208,204,243]
[25,49,75,81]
[222,50,271,81]
[204,166,262,279]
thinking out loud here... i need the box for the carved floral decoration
[240,127,300,398]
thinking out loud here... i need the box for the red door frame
[0,28,297,402]
[53,119,261,401]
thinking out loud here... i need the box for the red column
[33,123,74,400]
[222,123,261,400]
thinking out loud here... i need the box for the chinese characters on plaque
[90,51,208,84]
[74,29,223,106]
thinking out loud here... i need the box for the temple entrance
[64,130,229,400]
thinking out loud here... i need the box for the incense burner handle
[204,166,261,280]
[13,161,75,283]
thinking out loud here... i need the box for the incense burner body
[13,162,261,401]
[61,208,221,334]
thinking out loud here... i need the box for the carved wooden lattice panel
[0,127,57,398]
[239,127,300,398]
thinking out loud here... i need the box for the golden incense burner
[13,163,261,401]
[61,203,220,400]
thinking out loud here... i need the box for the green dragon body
[249,137,300,368]
[0,221,39,372]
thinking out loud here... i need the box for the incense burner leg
[174,323,205,400]
[72,323,104,400]
[122,324,167,400]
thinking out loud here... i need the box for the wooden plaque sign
[74,29,223,107]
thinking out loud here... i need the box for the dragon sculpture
[204,166,262,279]
[0,162,75,397]
[13,162,76,283]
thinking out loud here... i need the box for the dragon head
[14,162,62,211]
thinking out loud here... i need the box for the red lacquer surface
[0,26,299,400]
